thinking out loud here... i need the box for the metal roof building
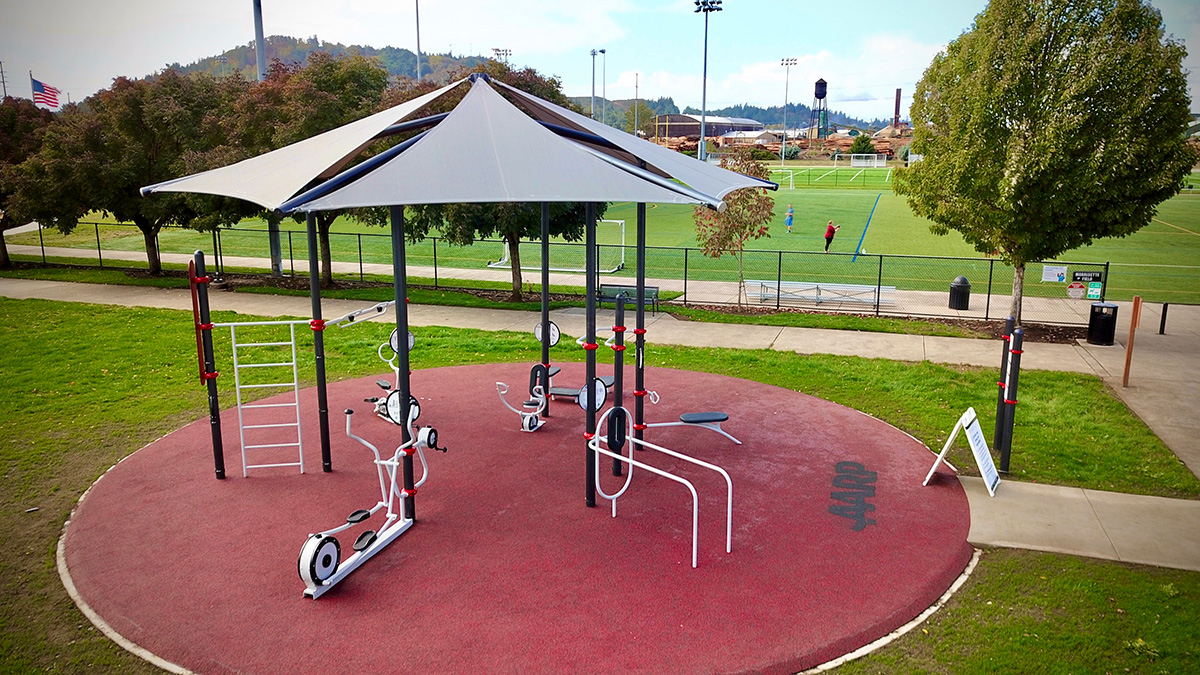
[655,113,764,140]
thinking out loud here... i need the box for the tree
[693,148,775,305]
[847,134,877,155]
[0,97,54,268]
[894,0,1195,323]
[624,100,656,137]
[365,61,602,301]
[4,71,241,274]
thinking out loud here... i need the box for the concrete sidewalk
[2,276,1198,572]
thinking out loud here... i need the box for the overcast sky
[3,0,1197,119]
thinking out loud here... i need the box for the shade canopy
[289,78,725,212]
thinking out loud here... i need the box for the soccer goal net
[486,219,627,274]
[849,153,888,168]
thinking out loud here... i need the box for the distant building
[718,130,779,147]
[655,113,764,140]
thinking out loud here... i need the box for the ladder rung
[243,422,301,430]
[236,341,294,348]
[245,461,304,469]
[241,403,297,409]
[239,382,295,389]
[237,362,295,369]
[245,442,302,449]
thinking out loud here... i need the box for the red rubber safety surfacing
[62,363,971,674]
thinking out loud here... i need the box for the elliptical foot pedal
[353,530,377,552]
[346,509,371,524]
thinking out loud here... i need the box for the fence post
[985,259,994,320]
[95,222,103,268]
[358,233,364,281]
[875,254,883,316]
[776,250,783,310]
[38,224,46,263]
[1160,303,1169,335]
[433,237,439,288]
[683,248,689,305]
[1101,261,1109,302]
[288,230,294,277]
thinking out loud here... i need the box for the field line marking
[1152,217,1200,237]
[814,168,836,182]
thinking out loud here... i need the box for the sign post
[924,407,1000,496]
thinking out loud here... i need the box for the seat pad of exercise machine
[549,375,615,400]
[679,412,728,424]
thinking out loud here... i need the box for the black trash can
[949,276,971,310]
[1087,302,1118,345]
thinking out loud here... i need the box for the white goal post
[487,219,627,274]
[849,153,888,168]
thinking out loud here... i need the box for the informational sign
[923,407,1001,497]
[1067,281,1086,299]
[1042,265,1067,283]
[1087,282,1103,300]
[1073,270,1103,283]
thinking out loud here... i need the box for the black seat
[680,412,728,424]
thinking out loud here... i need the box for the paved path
[3,277,1198,572]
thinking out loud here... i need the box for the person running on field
[785,204,794,234]
[824,220,840,252]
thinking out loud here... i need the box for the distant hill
[570,95,887,131]
[166,35,487,82]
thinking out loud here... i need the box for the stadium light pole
[695,0,722,161]
[780,57,797,166]
[415,0,423,81]
[590,49,598,119]
[492,48,512,65]
[601,49,607,125]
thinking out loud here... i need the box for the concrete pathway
[2,276,1198,572]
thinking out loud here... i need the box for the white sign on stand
[923,407,1001,496]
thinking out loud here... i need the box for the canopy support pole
[306,213,333,472]
[391,206,416,519]
[540,203,552,417]
[635,202,647,447]
[585,202,598,508]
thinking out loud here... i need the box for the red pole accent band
[1011,349,1023,354]
[1002,334,1010,341]
[309,319,326,331]
[406,297,411,303]
[633,390,648,397]
[1004,399,1018,405]
[633,423,647,430]
[612,325,626,332]
[198,323,214,330]
[997,382,1006,388]
[582,342,599,350]
[583,432,595,440]
[612,345,627,352]
[400,489,417,497]
[202,371,220,380]
[632,328,647,335]
[190,275,211,284]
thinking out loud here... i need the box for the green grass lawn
[1,296,1197,672]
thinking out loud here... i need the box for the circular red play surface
[62,363,971,674]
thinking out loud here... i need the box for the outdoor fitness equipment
[589,404,733,568]
[298,401,446,599]
[496,379,548,432]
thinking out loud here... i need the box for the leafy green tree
[894,0,1195,322]
[694,148,775,305]
[847,134,877,155]
[4,71,246,274]
[364,61,601,301]
[624,100,656,137]
[0,97,54,268]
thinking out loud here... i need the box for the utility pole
[415,0,423,81]
[252,0,267,82]
[634,73,639,136]
[780,58,797,166]
[0,61,7,98]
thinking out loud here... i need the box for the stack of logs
[654,135,912,158]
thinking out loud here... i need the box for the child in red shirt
[824,221,840,252]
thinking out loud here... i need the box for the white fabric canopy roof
[139,79,467,210]
[291,78,722,212]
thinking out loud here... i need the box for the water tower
[807,79,830,145]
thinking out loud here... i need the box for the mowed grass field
[10,170,1200,302]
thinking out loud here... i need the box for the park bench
[747,280,896,307]
[598,283,660,313]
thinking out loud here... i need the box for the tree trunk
[136,221,162,275]
[506,233,523,302]
[0,229,10,269]
[1009,264,1025,326]
[318,214,335,289]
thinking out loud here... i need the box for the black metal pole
[95,223,102,268]
[612,295,626,476]
[288,231,294,277]
[999,327,1023,474]
[358,233,364,281]
[38,224,45,264]
[993,316,1014,462]
[634,203,647,450]
[683,248,689,305]
[541,204,552,418]
[391,206,416,519]
[1160,302,1169,335]
[1100,262,1109,302]
[193,251,225,479]
[875,254,883,316]
[776,251,783,310]
[585,202,598,508]
[306,213,333,472]
[432,237,438,288]
[985,259,994,320]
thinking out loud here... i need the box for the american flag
[31,77,60,108]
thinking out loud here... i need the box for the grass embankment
[1,296,1197,672]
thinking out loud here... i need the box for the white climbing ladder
[219,319,307,476]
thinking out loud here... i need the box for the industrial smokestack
[894,88,901,128]
[253,0,267,82]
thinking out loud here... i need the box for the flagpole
[29,71,34,101]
